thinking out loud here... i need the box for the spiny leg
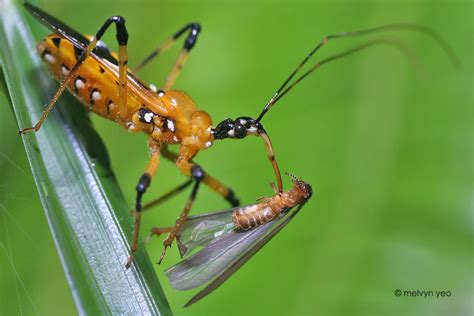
[162,49,189,91]
[125,144,160,269]
[130,145,240,255]
[161,145,239,207]
[150,226,173,238]
[144,226,173,245]
[19,15,129,134]
[144,174,240,248]
[136,180,191,246]
[133,23,201,91]
[145,168,240,251]
[158,165,204,264]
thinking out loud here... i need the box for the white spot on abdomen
[75,78,85,90]
[44,53,56,64]
[91,91,102,102]
[61,65,70,76]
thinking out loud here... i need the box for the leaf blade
[0,1,171,314]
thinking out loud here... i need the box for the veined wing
[24,3,119,65]
[165,204,305,307]
[176,207,243,258]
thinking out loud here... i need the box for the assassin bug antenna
[213,24,458,193]
[255,23,459,122]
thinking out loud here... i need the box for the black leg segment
[174,23,201,51]
[135,173,151,212]
[134,23,201,72]
[225,189,240,207]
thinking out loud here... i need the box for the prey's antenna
[256,23,459,122]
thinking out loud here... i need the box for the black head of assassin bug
[22,2,458,268]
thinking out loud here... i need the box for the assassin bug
[160,174,312,307]
[22,3,457,268]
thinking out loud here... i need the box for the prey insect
[159,174,312,307]
[22,2,457,268]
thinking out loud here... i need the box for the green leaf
[0,0,171,314]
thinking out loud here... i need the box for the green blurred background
[0,0,472,315]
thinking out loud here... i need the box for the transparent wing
[165,204,304,307]
[175,208,236,258]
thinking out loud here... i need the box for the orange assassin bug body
[23,3,275,267]
[23,3,457,268]
[39,34,213,150]
[38,33,215,175]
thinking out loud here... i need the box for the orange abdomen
[37,34,167,128]
[37,34,214,149]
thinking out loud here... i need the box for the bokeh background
[0,0,472,315]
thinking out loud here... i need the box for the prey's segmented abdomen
[232,204,277,230]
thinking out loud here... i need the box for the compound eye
[233,123,247,138]
[303,183,313,199]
